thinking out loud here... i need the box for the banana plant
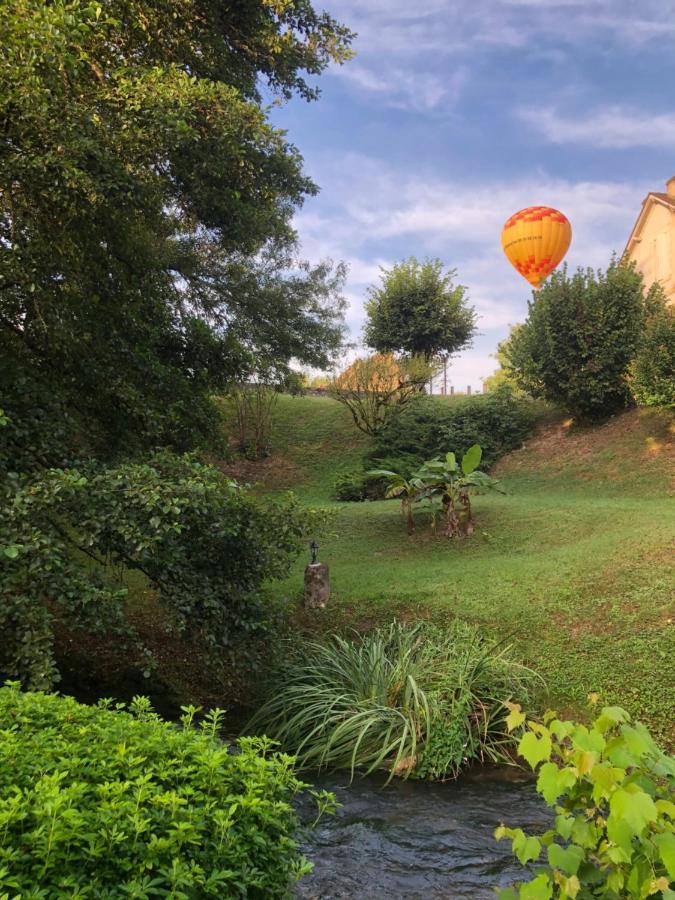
[366,469,428,534]
[414,445,505,537]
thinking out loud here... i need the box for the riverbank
[249,395,675,746]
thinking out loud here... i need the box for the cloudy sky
[272,0,675,389]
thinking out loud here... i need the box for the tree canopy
[502,262,657,420]
[0,0,353,465]
[363,258,476,361]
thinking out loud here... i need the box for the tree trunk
[458,492,474,536]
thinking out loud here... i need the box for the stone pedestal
[304,563,330,609]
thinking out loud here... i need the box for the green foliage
[631,300,675,409]
[333,470,387,502]
[503,263,655,420]
[367,386,539,475]
[363,258,476,359]
[248,621,537,782]
[0,452,326,689]
[0,683,317,897]
[230,382,279,460]
[328,353,434,437]
[369,444,506,537]
[0,0,352,466]
[496,703,675,899]
[263,395,675,746]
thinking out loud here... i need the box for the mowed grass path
[235,395,675,745]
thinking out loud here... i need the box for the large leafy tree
[363,258,476,361]
[0,0,353,465]
[503,262,657,420]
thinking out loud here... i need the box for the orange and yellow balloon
[501,206,572,289]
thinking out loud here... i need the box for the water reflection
[297,771,550,899]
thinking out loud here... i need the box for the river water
[296,770,550,899]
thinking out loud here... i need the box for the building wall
[626,200,675,304]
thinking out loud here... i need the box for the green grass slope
[252,395,675,745]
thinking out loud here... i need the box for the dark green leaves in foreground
[496,703,675,899]
[0,684,314,896]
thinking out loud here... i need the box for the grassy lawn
[237,394,675,745]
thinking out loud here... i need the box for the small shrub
[631,302,675,408]
[367,385,538,473]
[495,702,675,899]
[230,381,278,459]
[334,470,367,501]
[0,684,317,897]
[328,353,434,436]
[248,621,537,782]
[333,469,388,502]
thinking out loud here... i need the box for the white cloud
[518,105,675,149]
[295,152,650,386]
[333,63,467,113]
[325,0,675,115]
[333,0,675,57]
[300,151,645,260]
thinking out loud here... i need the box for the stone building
[623,177,675,304]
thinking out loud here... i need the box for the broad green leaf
[555,815,574,841]
[520,873,553,900]
[461,444,482,475]
[595,706,630,733]
[656,799,675,819]
[588,762,625,802]
[519,730,552,770]
[608,787,657,837]
[547,842,584,875]
[654,832,675,880]
[513,831,542,865]
[537,764,577,804]
[505,703,526,732]
[620,723,656,759]
[555,874,580,898]
[2,546,20,559]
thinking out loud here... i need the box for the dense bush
[503,263,658,420]
[496,703,675,899]
[0,684,317,897]
[0,452,326,690]
[365,386,539,478]
[249,621,537,782]
[631,301,675,408]
[333,469,387,502]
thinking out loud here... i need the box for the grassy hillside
[240,395,675,744]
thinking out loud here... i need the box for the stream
[296,770,550,899]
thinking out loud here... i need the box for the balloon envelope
[501,206,572,288]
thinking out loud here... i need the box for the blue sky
[272,0,675,389]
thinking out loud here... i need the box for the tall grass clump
[248,621,539,782]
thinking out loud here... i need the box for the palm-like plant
[415,445,505,537]
[364,469,427,534]
[370,445,505,537]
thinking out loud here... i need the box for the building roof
[648,192,675,210]
[623,190,675,259]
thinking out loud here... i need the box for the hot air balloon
[501,206,572,289]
